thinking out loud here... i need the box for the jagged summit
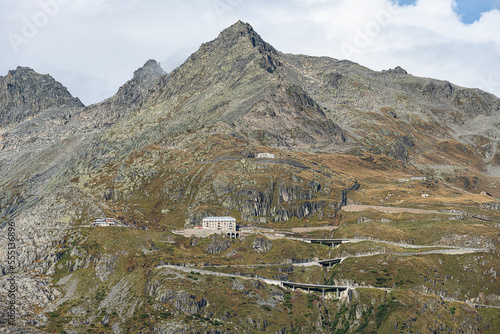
[214,21,274,51]
[77,60,166,129]
[6,66,36,77]
[130,59,165,86]
[214,21,259,44]
[381,66,408,75]
[113,59,165,103]
[218,21,280,71]
[180,21,281,75]
[0,66,83,128]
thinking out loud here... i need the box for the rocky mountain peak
[0,66,83,129]
[78,60,166,128]
[215,20,258,44]
[382,66,408,75]
[6,66,33,77]
[184,21,281,74]
[112,59,165,105]
[216,20,278,57]
[131,59,165,86]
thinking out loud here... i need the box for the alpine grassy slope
[0,21,499,333]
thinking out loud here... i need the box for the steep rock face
[180,161,353,226]
[204,235,231,254]
[0,185,103,274]
[0,186,103,321]
[95,255,118,282]
[281,52,500,167]
[147,283,209,315]
[241,83,345,147]
[0,67,83,130]
[78,59,166,128]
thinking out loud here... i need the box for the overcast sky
[1,0,499,105]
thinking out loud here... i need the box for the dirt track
[291,226,336,233]
[342,204,440,215]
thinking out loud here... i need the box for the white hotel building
[201,216,238,238]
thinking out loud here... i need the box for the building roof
[202,216,236,221]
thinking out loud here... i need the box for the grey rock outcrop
[95,255,118,282]
[205,236,231,254]
[252,238,273,253]
[147,283,209,315]
[101,315,110,326]
[382,66,408,75]
[79,59,166,128]
[230,279,247,292]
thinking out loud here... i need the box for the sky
[1,0,499,105]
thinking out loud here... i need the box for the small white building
[93,218,117,227]
[398,176,427,182]
[201,216,238,238]
[256,153,276,159]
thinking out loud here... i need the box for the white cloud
[0,0,499,105]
